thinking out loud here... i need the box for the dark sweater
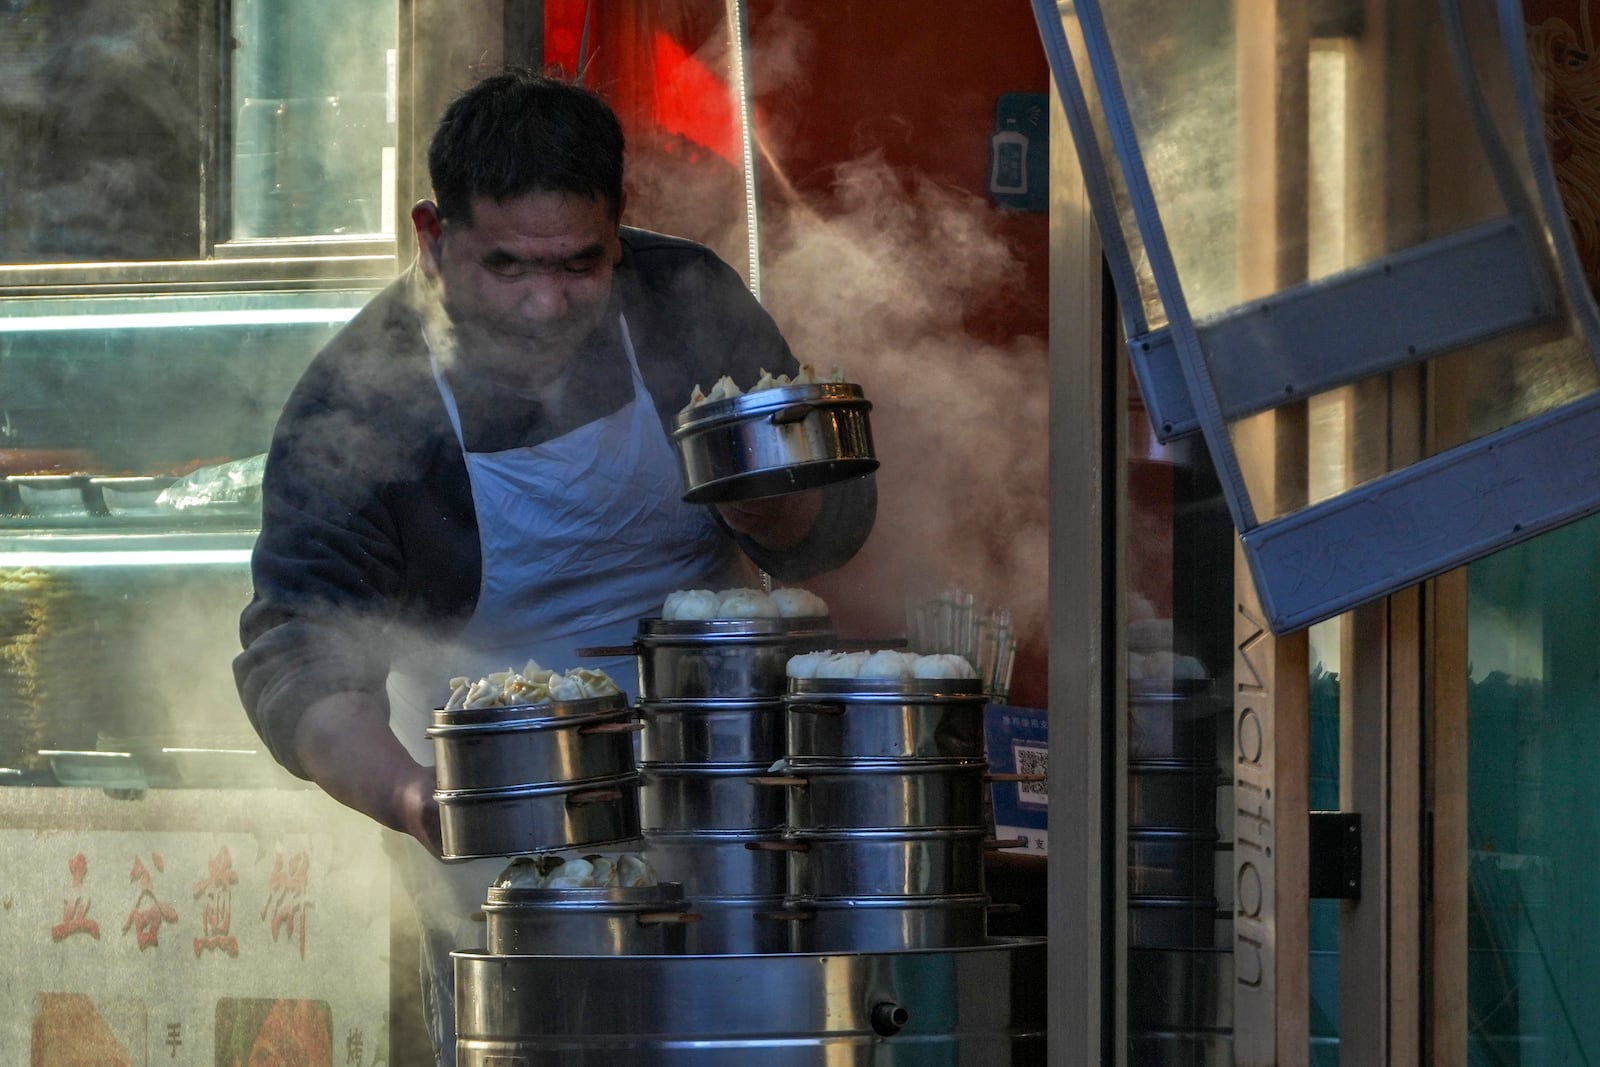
[235,228,876,779]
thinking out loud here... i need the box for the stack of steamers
[635,617,1016,953]
[433,611,1047,1064]
[430,613,1017,953]
[436,377,1046,1063]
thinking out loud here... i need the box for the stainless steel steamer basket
[481,882,696,956]
[672,382,878,504]
[678,893,794,955]
[642,828,791,897]
[437,773,643,859]
[1128,829,1221,898]
[454,937,1049,1065]
[765,757,991,830]
[780,827,990,897]
[433,692,631,725]
[1128,759,1228,830]
[626,617,836,702]
[638,699,785,765]
[429,698,641,792]
[640,763,788,832]
[782,892,993,953]
[784,677,988,761]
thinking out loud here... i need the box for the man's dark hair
[427,69,625,225]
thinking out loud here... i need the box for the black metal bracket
[1309,811,1362,899]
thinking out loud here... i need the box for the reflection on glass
[1125,400,1235,1063]
[1309,618,1341,1065]
[230,0,396,240]
[0,0,204,262]
[1467,515,1600,1063]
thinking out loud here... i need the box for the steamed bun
[786,651,827,679]
[860,650,918,680]
[769,587,829,618]
[815,651,871,679]
[717,587,780,618]
[911,653,979,680]
[663,589,720,621]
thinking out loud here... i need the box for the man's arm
[294,692,442,855]
[626,234,879,577]
[713,489,823,550]
[236,286,465,856]
[714,473,877,581]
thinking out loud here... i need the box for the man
[234,69,875,1062]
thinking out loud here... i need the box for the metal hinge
[1309,811,1362,900]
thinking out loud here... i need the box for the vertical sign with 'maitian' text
[1233,539,1310,1066]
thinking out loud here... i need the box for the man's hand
[714,489,823,551]
[294,692,443,856]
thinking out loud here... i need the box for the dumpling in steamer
[587,856,617,888]
[566,668,621,698]
[751,368,792,392]
[617,853,658,888]
[498,858,546,889]
[716,587,780,618]
[556,857,595,883]
[548,674,588,702]
[663,589,720,621]
[770,587,828,619]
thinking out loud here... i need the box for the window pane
[0,0,205,261]
[230,0,396,241]
[1467,516,1600,1063]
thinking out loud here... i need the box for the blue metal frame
[1031,0,1600,632]
[1135,218,1556,435]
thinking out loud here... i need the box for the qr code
[1011,742,1049,806]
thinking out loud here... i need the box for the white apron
[389,315,745,1064]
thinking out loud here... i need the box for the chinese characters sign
[1,800,388,1066]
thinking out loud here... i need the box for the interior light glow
[0,550,253,568]
[0,308,360,333]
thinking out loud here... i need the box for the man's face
[415,190,621,378]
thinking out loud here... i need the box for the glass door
[1462,515,1600,1064]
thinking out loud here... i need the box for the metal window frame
[1033,0,1600,635]
[0,0,406,301]
[1048,79,1121,1067]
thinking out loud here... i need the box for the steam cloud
[622,7,1050,659]
[759,158,1049,646]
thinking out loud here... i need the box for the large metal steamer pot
[638,699,785,765]
[437,773,643,860]
[780,827,990,897]
[766,757,991,831]
[481,882,696,956]
[671,381,878,505]
[784,892,993,953]
[428,694,641,792]
[784,677,988,761]
[455,937,1048,1065]
[641,763,787,831]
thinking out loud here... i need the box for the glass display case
[0,292,373,779]
[0,2,405,1060]
[0,0,399,782]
